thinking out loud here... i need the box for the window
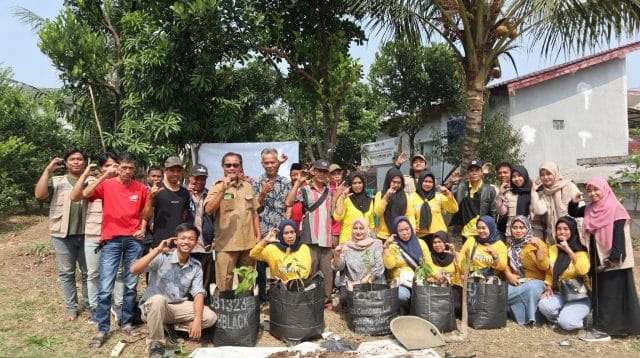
[553,119,565,130]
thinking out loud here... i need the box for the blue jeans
[538,293,591,331]
[52,235,88,311]
[95,236,143,334]
[398,286,411,315]
[507,279,545,325]
[85,240,124,309]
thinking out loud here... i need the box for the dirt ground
[1,214,639,357]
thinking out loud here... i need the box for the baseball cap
[411,154,427,163]
[313,159,330,170]
[190,164,208,177]
[164,156,183,168]
[329,164,342,173]
[468,159,483,169]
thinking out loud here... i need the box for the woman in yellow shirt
[249,220,311,282]
[383,216,430,314]
[504,215,548,325]
[459,215,508,276]
[426,231,462,316]
[374,168,415,239]
[412,171,458,239]
[538,216,590,331]
[333,172,375,244]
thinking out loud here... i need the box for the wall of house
[503,58,629,175]
[374,113,456,192]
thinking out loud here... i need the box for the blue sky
[1,1,639,90]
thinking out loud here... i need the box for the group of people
[37,147,639,356]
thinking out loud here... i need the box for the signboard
[193,142,299,188]
[361,137,399,168]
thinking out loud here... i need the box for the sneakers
[580,329,611,342]
[111,305,122,325]
[148,341,165,358]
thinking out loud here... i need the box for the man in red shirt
[79,152,149,348]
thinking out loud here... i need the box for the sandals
[89,333,108,348]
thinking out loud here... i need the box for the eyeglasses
[223,163,240,168]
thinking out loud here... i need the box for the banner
[193,142,299,188]
[361,137,399,168]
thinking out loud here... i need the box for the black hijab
[347,171,372,214]
[382,168,407,231]
[552,216,587,289]
[427,231,454,267]
[415,171,436,230]
[275,220,303,252]
[510,165,532,216]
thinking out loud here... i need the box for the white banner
[193,142,299,188]
[361,137,399,168]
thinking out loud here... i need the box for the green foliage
[0,69,74,212]
[31,243,48,258]
[431,111,524,181]
[26,335,63,350]
[233,266,258,296]
[609,155,640,211]
[414,259,434,286]
[369,40,465,155]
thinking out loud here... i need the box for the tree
[369,40,465,155]
[0,68,74,212]
[353,0,640,173]
[256,0,366,161]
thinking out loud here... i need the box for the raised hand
[150,181,164,197]
[46,157,64,173]
[278,153,288,165]
[573,191,584,203]
[261,180,274,195]
[82,163,97,177]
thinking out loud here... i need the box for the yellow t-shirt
[459,237,508,273]
[506,238,549,281]
[544,245,590,290]
[412,192,459,237]
[374,192,415,239]
[249,243,311,281]
[383,239,431,280]
[333,196,375,244]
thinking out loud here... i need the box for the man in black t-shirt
[142,156,191,248]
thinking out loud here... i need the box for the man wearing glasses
[204,152,261,291]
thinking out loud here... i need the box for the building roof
[489,41,640,93]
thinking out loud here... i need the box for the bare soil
[0,214,639,357]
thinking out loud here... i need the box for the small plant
[284,257,308,291]
[360,249,376,285]
[414,259,434,286]
[608,155,640,211]
[31,243,47,258]
[26,335,63,350]
[233,266,258,296]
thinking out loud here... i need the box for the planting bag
[410,283,456,333]
[467,279,508,329]
[348,283,399,335]
[268,274,324,343]
[210,290,260,347]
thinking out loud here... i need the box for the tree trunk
[318,0,332,161]
[460,80,485,176]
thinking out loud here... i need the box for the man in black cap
[449,159,497,240]
[394,151,429,194]
[142,156,191,248]
[187,163,215,296]
[286,159,334,309]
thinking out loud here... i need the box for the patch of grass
[26,335,64,350]
[8,298,37,321]
[31,242,48,258]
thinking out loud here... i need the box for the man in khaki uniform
[204,152,261,291]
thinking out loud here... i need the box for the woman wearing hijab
[332,218,385,309]
[503,215,548,325]
[538,216,590,331]
[531,161,582,244]
[426,231,462,316]
[383,216,430,314]
[250,220,311,282]
[333,172,375,244]
[412,171,458,240]
[374,168,415,239]
[496,165,542,236]
[458,216,508,276]
[568,177,640,340]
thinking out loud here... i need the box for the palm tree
[352,0,640,173]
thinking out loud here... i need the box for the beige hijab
[539,161,573,243]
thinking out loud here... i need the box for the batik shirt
[141,251,206,304]
[252,173,291,236]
